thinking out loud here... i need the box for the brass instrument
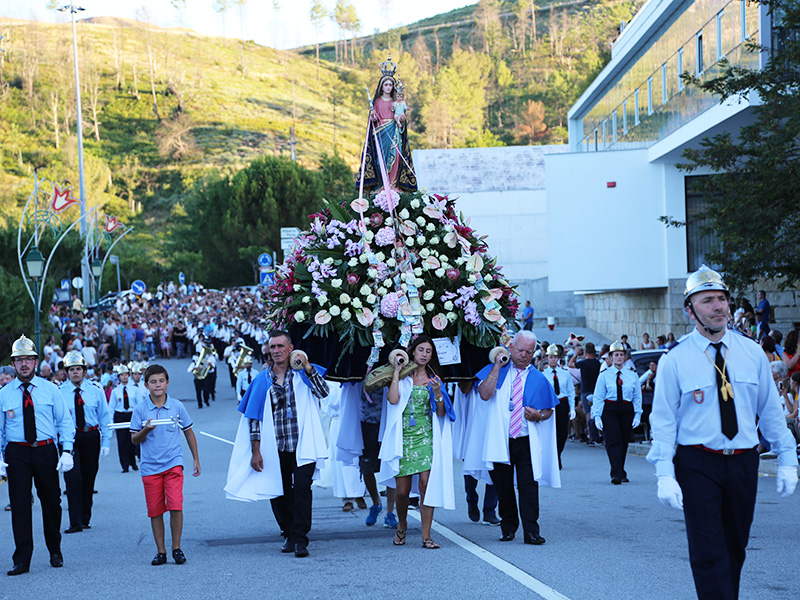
[364,349,416,393]
[233,344,254,378]
[193,346,212,380]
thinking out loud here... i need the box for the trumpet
[193,346,212,380]
[233,344,254,378]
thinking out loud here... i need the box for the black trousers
[5,443,62,567]
[555,397,570,467]
[464,475,497,513]
[113,411,137,469]
[228,363,236,387]
[209,369,217,399]
[64,429,101,527]
[270,451,315,546]
[490,436,540,537]
[194,378,211,407]
[602,401,633,479]
[675,445,759,600]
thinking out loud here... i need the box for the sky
[0,1,476,50]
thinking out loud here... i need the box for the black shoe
[131,464,139,471]
[467,502,480,522]
[81,523,91,529]
[151,553,167,566]
[7,564,29,576]
[482,513,501,526]
[198,404,203,409]
[172,548,186,564]
[621,477,630,483]
[500,532,515,542]
[294,543,309,558]
[611,478,622,485]
[524,534,546,546]
[280,539,293,553]
[64,525,83,534]
[50,554,63,568]
[121,468,129,473]
[205,402,210,406]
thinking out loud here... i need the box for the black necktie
[22,383,36,444]
[247,370,251,384]
[123,387,129,410]
[616,371,623,402]
[712,342,738,440]
[552,370,560,395]
[74,387,86,430]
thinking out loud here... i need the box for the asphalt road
[1,355,798,600]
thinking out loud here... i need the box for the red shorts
[142,466,184,517]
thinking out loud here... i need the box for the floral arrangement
[266,190,519,364]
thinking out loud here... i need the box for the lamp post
[58,1,90,308]
[25,247,45,362]
[91,258,103,303]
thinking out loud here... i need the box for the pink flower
[357,307,374,327]
[347,273,360,286]
[374,226,396,247]
[423,256,441,270]
[369,213,384,227]
[484,308,503,323]
[380,292,400,318]
[374,188,400,213]
[350,197,369,213]
[431,314,448,330]
[315,310,331,325]
[446,268,460,281]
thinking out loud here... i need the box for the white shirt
[647,329,798,476]
[542,365,575,411]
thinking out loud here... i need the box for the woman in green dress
[387,334,447,548]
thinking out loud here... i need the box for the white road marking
[407,511,572,600]
[199,431,235,445]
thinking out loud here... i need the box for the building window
[647,77,653,115]
[716,11,725,60]
[696,32,704,75]
[662,63,668,103]
[677,48,685,91]
[685,175,719,272]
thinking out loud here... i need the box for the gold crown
[379,54,398,78]
[11,334,37,358]
[396,79,405,94]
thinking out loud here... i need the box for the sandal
[393,529,406,546]
[342,501,354,512]
[422,537,440,549]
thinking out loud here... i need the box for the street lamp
[25,247,45,362]
[91,258,103,304]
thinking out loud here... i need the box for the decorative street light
[25,247,45,362]
[91,258,103,304]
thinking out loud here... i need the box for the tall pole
[32,278,41,364]
[61,2,90,306]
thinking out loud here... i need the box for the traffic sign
[72,276,84,289]
[257,253,272,267]
[61,279,70,290]
[280,227,301,239]
[131,280,146,295]
[280,239,296,251]
[108,254,119,265]
[179,272,186,285]
[259,269,275,286]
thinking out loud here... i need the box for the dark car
[630,349,667,377]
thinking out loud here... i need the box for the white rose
[414,278,424,287]
[416,216,425,227]
[426,223,435,232]
[416,235,426,245]
[401,283,408,292]
[341,308,352,321]
[423,290,434,300]
[367,268,378,279]
[375,252,385,261]
[399,208,410,219]
[360,284,371,296]
[339,293,351,304]
[420,305,426,315]
[387,258,396,267]
[426,303,434,311]
[410,199,420,209]
[456,257,467,265]
[349,258,358,267]
[364,231,374,242]
[295,311,305,322]
[331,279,342,288]
[329,305,341,316]
[444,300,454,311]
[419,248,431,258]
[435,268,445,277]
[430,235,440,245]
[293,284,301,291]
[359,254,368,263]
[484,273,493,281]
[324,257,334,266]
[351,297,363,309]
[366,294,377,304]
[302,296,310,303]
[318,295,328,306]
[406,237,415,247]
[447,312,457,322]
[440,254,449,263]
[385,217,393,226]
[414,267,422,276]
[468,274,477,283]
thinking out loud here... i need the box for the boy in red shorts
[131,365,200,566]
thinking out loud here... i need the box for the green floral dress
[397,385,434,477]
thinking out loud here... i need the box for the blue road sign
[259,269,275,286]
[131,279,147,295]
[258,253,272,268]
[179,271,186,285]
[61,279,70,290]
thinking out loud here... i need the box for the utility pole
[59,2,91,306]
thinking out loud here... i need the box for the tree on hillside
[310,0,328,80]
[516,99,547,144]
[155,112,197,161]
[674,0,800,289]
[213,0,231,37]
[234,0,248,78]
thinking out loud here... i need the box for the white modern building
[545,0,800,340]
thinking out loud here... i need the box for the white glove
[776,466,798,498]
[594,416,603,431]
[56,452,74,473]
[0,453,7,478]
[569,409,576,420]
[632,416,641,429]
[657,475,683,509]
[100,447,110,460]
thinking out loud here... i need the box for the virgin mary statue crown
[379,54,398,78]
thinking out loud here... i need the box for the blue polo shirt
[129,395,193,477]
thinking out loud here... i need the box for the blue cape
[237,364,327,421]
[475,363,558,411]
[425,384,456,422]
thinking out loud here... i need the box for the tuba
[193,346,212,380]
[364,349,416,393]
[233,344,254,378]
